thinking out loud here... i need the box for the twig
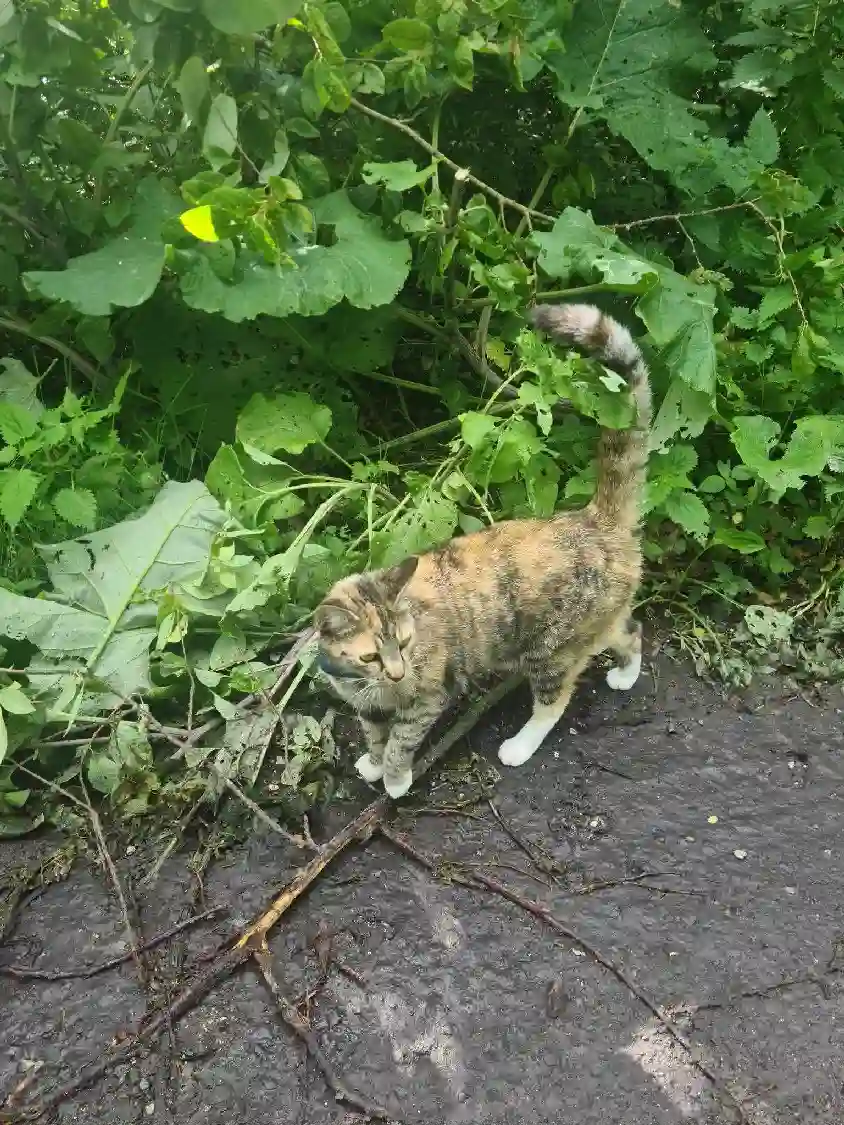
[11,676,521,1123]
[0,907,227,981]
[486,798,560,876]
[86,805,148,988]
[380,827,753,1125]
[209,766,314,851]
[349,97,554,226]
[161,629,316,760]
[0,316,101,386]
[254,944,395,1122]
[608,199,760,232]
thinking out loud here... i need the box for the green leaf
[0,1,15,29]
[377,493,459,567]
[382,18,432,51]
[745,107,779,166]
[180,205,219,242]
[460,412,497,450]
[23,180,179,317]
[757,284,795,323]
[237,392,331,455]
[361,160,436,192]
[0,360,43,416]
[712,528,767,554]
[52,487,98,530]
[180,190,411,321]
[0,710,6,766]
[551,0,757,195]
[0,481,225,697]
[0,402,38,444]
[0,682,36,715]
[732,415,844,497]
[663,490,710,541]
[0,468,40,530]
[202,0,301,34]
[203,94,238,166]
[176,55,209,123]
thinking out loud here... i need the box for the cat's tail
[529,303,652,531]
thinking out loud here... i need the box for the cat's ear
[314,599,360,638]
[380,555,419,602]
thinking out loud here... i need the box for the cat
[313,302,652,798]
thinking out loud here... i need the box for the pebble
[733,849,748,860]
[707,815,718,824]
[144,1103,155,1117]
[139,1078,149,1092]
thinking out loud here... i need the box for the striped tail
[529,303,652,530]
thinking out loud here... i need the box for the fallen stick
[380,827,753,1125]
[9,675,520,1124]
[0,906,227,982]
[254,944,396,1122]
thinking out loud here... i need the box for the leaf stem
[349,97,554,226]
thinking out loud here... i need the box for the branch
[609,199,760,232]
[0,316,102,386]
[0,906,226,982]
[254,945,396,1122]
[349,97,554,226]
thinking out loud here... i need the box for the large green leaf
[731,414,844,498]
[179,190,411,321]
[0,481,225,697]
[202,0,301,35]
[23,179,180,316]
[550,0,758,195]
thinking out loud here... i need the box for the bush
[1,0,843,833]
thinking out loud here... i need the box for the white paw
[497,732,541,768]
[606,657,641,691]
[383,769,413,799]
[355,753,385,783]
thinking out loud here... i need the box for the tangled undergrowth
[0,0,843,837]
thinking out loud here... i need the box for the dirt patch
[2,658,844,1125]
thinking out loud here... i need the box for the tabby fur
[314,303,652,797]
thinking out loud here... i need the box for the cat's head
[313,556,419,686]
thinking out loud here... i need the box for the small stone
[125,845,136,855]
[707,815,718,825]
[553,751,560,759]
[788,761,795,770]
[568,727,577,735]
[733,849,748,860]
[144,1103,155,1117]
[139,1078,149,1092]
[684,835,695,843]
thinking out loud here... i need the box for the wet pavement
[2,658,843,1125]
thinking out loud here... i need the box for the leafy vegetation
[1,0,843,835]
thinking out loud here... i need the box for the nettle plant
[0,0,843,831]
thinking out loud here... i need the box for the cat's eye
[360,653,378,663]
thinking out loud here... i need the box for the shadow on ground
[2,657,844,1125]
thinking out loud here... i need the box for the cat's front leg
[382,702,445,799]
[355,717,389,784]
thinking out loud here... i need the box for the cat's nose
[379,641,404,680]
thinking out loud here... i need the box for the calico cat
[314,303,652,798]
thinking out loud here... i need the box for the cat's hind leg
[498,649,591,768]
[604,611,642,691]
